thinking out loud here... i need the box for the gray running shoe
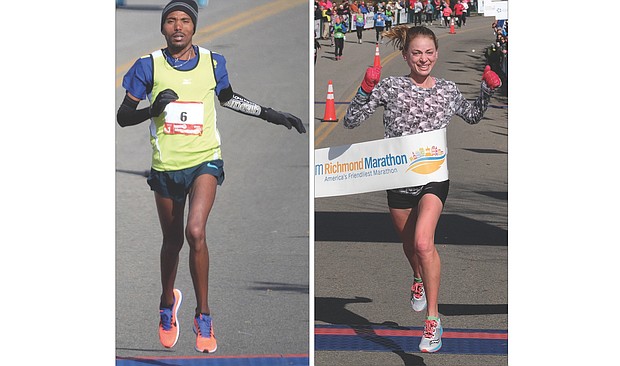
[419,317,443,353]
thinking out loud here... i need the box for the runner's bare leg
[155,193,186,308]
[186,174,218,316]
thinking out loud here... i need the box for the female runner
[343,25,501,353]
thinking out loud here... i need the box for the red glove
[360,66,381,94]
[482,65,501,90]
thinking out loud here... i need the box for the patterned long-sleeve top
[344,76,494,194]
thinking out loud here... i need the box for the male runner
[116,0,305,353]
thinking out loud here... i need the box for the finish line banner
[315,129,449,198]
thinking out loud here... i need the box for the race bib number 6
[163,101,205,135]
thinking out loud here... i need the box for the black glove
[150,89,179,117]
[262,107,306,134]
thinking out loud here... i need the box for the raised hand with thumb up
[360,66,382,94]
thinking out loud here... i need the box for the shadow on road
[315,211,507,246]
[248,281,309,294]
[438,303,508,316]
[116,168,150,178]
[316,296,426,366]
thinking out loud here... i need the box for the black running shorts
[387,180,449,209]
[147,159,225,202]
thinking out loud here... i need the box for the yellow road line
[116,0,306,87]
[313,24,489,147]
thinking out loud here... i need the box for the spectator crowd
[485,18,508,92]
[314,1,480,42]
[314,0,508,91]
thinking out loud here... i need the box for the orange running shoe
[158,288,182,348]
[193,314,217,353]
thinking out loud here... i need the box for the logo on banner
[406,146,446,174]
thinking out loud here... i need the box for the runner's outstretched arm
[218,85,306,134]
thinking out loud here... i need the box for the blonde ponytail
[382,25,409,51]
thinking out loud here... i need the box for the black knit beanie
[161,0,199,34]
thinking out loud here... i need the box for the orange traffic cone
[321,80,338,122]
[373,43,381,68]
[449,17,456,34]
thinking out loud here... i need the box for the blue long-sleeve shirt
[374,13,386,27]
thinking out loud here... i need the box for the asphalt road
[314,14,508,366]
[115,0,310,359]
